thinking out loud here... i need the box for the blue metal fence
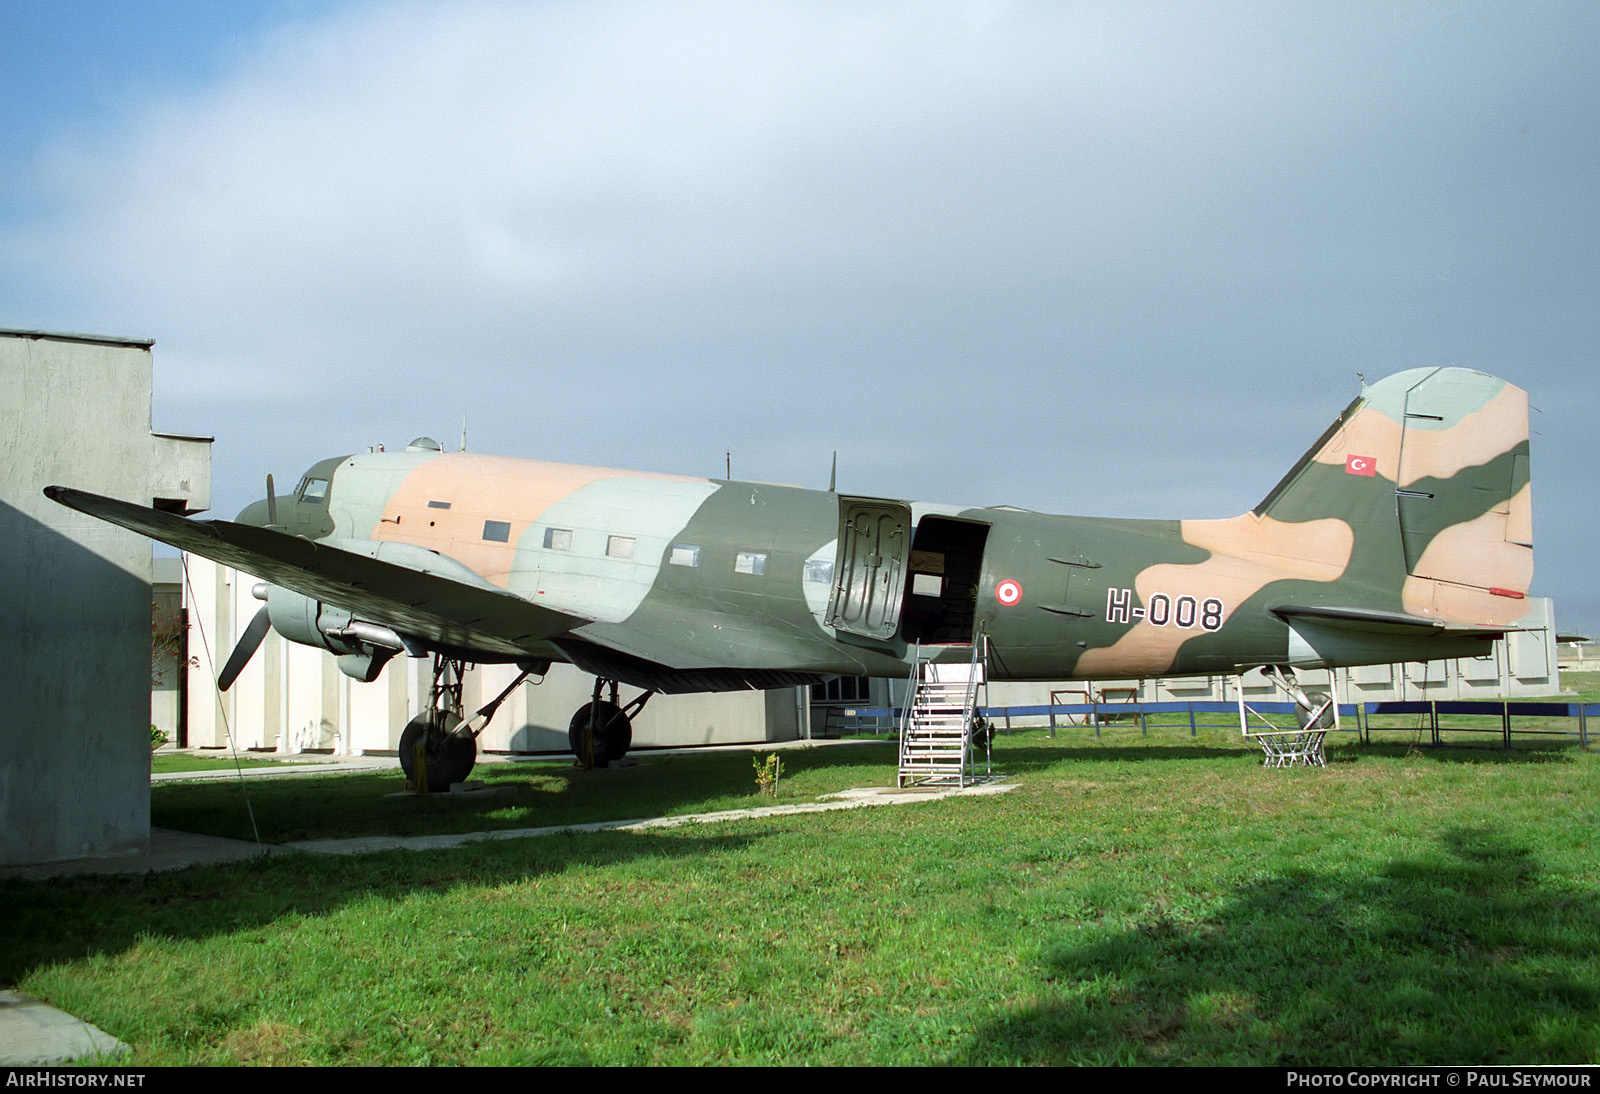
[819,698,1595,749]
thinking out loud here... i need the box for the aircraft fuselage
[250,427,1513,692]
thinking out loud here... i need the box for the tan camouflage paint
[1075,514,1354,675]
[368,453,706,587]
[1403,482,1535,626]
[1310,380,1526,488]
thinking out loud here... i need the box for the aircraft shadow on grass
[0,827,761,988]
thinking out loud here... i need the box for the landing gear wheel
[399,711,477,791]
[569,700,632,767]
[1295,690,1335,731]
[970,715,993,753]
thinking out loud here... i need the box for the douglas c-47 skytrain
[48,367,1534,788]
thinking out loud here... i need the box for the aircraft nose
[236,497,273,526]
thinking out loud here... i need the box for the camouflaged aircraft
[47,365,1533,788]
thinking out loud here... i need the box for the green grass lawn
[7,730,1596,1065]
[148,744,898,843]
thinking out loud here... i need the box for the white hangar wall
[177,555,807,757]
[1,328,210,866]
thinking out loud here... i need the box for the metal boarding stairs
[898,635,991,788]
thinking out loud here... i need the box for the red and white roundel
[995,578,1023,607]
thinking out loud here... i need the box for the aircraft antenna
[828,451,837,492]
[460,416,468,452]
[726,451,731,479]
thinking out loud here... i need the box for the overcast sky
[4,0,1597,634]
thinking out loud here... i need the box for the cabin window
[670,544,700,567]
[300,478,329,504]
[804,558,833,585]
[543,528,572,551]
[607,535,636,559]
[734,551,767,576]
[482,520,511,543]
[427,500,451,510]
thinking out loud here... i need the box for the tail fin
[1256,367,1533,628]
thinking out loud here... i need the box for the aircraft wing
[45,486,588,657]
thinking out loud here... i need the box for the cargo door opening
[899,516,991,646]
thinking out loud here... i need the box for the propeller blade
[218,603,272,692]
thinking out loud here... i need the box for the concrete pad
[286,780,1017,857]
[0,991,127,1066]
[150,754,394,782]
[0,828,288,880]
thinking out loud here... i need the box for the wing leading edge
[45,486,588,658]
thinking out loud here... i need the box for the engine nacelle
[264,585,355,654]
[262,585,399,681]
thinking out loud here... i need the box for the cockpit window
[300,478,329,504]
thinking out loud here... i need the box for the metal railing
[821,698,1595,750]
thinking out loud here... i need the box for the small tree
[150,603,194,688]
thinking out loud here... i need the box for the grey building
[2,328,210,866]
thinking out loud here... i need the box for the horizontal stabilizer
[45,486,587,657]
[1272,603,1512,638]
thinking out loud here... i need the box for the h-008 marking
[1106,588,1225,631]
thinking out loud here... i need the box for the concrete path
[0,991,128,1066]
[0,827,290,881]
[285,779,1016,856]
[149,737,888,783]
[149,754,394,782]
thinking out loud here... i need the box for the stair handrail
[897,641,924,776]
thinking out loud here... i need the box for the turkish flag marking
[1345,455,1377,477]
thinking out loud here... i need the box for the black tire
[568,700,632,766]
[399,711,477,791]
[970,715,993,752]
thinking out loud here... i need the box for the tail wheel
[569,700,632,767]
[1295,690,1336,731]
[399,710,477,791]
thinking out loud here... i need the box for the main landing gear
[397,660,652,786]
[400,656,537,792]
[569,678,653,768]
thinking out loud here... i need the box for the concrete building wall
[178,555,806,758]
[1,329,210,865]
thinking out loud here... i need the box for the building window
[811,676,871,703]
[734,551,767,576]
[607,535,636,559]
[670,544,700,567]
[483,520,511,543]
[543,527,572,550]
